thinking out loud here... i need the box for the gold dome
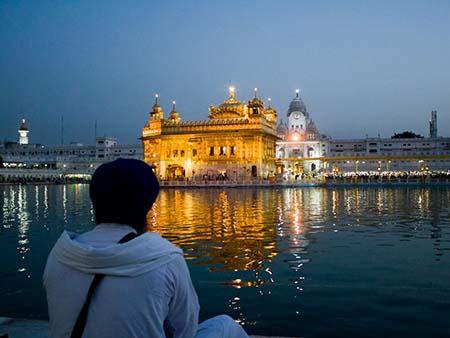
[248,88,264,115]
[168,101,181,124]
[264,98,277,123]
[150,94,164,120]
[209,86,247,119]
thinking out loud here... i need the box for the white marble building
[276,92,450,176]
[276,90,327,177]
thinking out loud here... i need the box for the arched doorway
[291,148,303,158]
[251,165,257,177]
[167,165,185,180]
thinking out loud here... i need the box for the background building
[276,104,450,177]
[0,122,143,172]
[276,90,327,178]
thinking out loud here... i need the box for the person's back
[44,224,199,338]
[44,159,248,338]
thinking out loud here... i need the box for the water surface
[1,185,449,337]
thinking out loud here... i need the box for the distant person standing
[44,159,248,338]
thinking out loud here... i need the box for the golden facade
[142,87,278,180]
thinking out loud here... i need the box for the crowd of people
[2,170,450,186]
[323,170,450,181]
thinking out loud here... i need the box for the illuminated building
[276,90,327,177]
[276,95,450,176]
[142,87,278,180]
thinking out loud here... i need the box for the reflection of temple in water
[147,189,279,271]
[146,188,332,273]
[146,186,450,275]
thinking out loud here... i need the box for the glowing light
[229,86,235,97]
[172,100,176,105]
[155,93,159,98]
[295,89,300,94]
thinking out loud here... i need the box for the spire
[268,97,272,108]
[254,87,258,98]
[18,118,29,145]
[168,100,181,123]
[228,85,235,99]
[19,119,28,131]
[150,93,164,120]
[288,89,307,116]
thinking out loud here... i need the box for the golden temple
[142,87,278,180]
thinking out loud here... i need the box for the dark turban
[89,159,159,228]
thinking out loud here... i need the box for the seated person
[44,159,249,338]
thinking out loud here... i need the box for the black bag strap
[70,231,138,338]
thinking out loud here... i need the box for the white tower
[287,89,308,141]
[18,119,29,145]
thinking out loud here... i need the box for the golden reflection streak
[62,185,67,224]
[332,190,338,217]
[147,189,278,272]
[140,186,447,295]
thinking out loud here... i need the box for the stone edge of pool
[0,317,301,338]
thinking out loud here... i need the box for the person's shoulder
[139,232,182,252]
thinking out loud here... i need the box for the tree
[391,131,424,139]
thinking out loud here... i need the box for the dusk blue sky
[1,0,449,145]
